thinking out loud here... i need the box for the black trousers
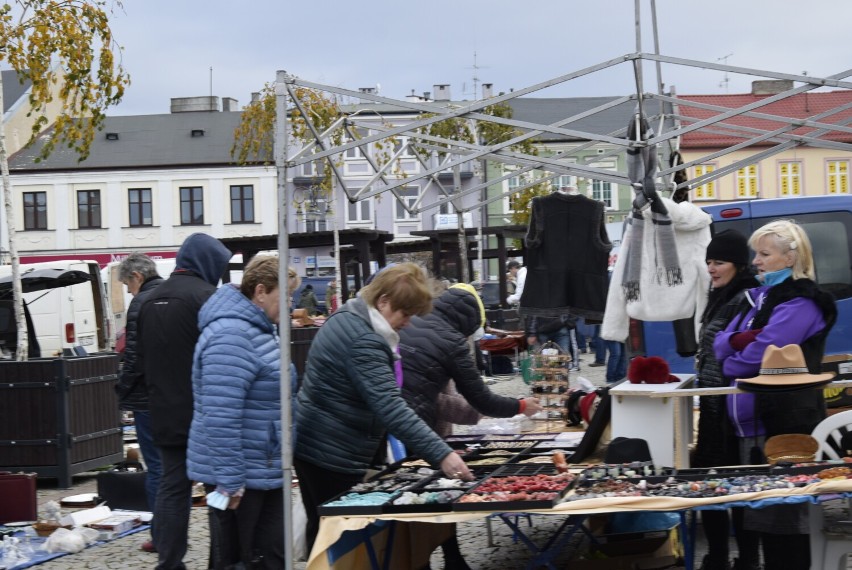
[294,457,362,556]
[208,487,285,570]
[154,445,192,570]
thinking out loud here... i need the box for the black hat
[706,229,750,266]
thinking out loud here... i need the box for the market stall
[307,434,852,570]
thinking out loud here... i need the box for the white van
[0,260,113,356]
[104,258,177,339]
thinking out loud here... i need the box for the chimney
[482,83,493,99]
[423,91,431,101]
[358,87,377,104]
[251,92,261,103]
[170,96,220,113]
[433,84,451,101]
[752,80,794,95]
[222,97,239,112]
[405,89,422,102]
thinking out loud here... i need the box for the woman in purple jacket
[713,219,836,570]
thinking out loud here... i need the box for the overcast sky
[106,0,852,116]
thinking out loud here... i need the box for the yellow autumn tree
[0,0,130,359]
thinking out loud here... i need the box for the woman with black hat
[693,229,760,570]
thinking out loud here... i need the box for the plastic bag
[293,499,308,561]
[44,527,99,553]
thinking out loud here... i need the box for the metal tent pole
[275,69,295,570]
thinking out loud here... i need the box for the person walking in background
[187,256,298,569]
[115,253,164,554]
[506,260,521,295]
[297,283,319,315]
[714,220,837,570]
[294,263,471,554]
[326,280,339,314]
[138,233,232,570]
[692,230,760,570]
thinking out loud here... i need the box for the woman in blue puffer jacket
[187,256,299,570]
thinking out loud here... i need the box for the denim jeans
[605,340,628,383]
[133,411,161,513]
[537,327,579,370]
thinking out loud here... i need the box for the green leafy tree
[0,0,129,360]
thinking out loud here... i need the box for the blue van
[631,195,852,373]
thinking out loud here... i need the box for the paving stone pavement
[21,350,713,569]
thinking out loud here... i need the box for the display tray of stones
[453,464,577,512]
[561,461,845,503]
[462,447,525,469]
[317,459,437,516]
[770,459,852,477]
[385,471,483,514]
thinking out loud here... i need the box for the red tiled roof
[678,91,852,148]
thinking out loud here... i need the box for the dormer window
[105,132,119,141]
[191,129,205,137]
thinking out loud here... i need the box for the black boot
[441,535,472,570]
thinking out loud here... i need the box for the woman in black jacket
[399,284,542,570]
[693,230,760,570]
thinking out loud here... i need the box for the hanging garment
[601,197,712,342]
[519,192,612,320]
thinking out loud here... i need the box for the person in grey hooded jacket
[138,233,231,570]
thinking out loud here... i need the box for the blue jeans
[537,327,579,370]
[592,325,606,364]
[133,411,162,513]
[605,340,628,383]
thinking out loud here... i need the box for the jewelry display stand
[528,341,571,430]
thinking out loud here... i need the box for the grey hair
[117,252,160,282]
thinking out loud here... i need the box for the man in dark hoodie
[137,233,232,570]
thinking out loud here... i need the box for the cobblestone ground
[21,350,720,569]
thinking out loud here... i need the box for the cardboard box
[822,354,852,408]
[577,514,681,568]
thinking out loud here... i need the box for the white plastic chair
[809,410,852,570]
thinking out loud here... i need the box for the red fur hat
[627,356,679,384]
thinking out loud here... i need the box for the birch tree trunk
[0,73,27,360]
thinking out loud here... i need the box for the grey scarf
[622,114,682,301]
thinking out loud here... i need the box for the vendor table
[307,477,852,570]
[610,377,852,470]
[609,373,695,468]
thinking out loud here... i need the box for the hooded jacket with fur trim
[601,198,712,342]
[399,288,521,429]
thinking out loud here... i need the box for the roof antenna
[209,66,213,98]
[718,53,733,92]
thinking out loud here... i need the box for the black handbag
[96,461,149,511]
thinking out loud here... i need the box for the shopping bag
[96,461,148,511]
[293,499,308,561]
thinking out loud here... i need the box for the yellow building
[678,82,851,204]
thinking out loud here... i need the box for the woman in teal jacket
[294,263,472,555]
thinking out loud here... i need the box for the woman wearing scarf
[713,220,837,570]
[294,263,471,556]
[692,230,759,570]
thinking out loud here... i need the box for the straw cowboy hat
[736,344,835,392]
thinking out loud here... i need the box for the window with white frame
[591,179,613,208]
[736,165,759,198]
[779,161,802,197]
[395,186,420,220]
[590,162,616,208]
[345,128,368,160]
[828,160,850,194]
[693,164,717,200]
[393,136,416,158]
[347,196,373,223]
[506,175,522,213]
[551,174,576,192]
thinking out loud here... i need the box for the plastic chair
[809,410,852,570]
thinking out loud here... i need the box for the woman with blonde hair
[714,220,836,570]
[294,262,472,554]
